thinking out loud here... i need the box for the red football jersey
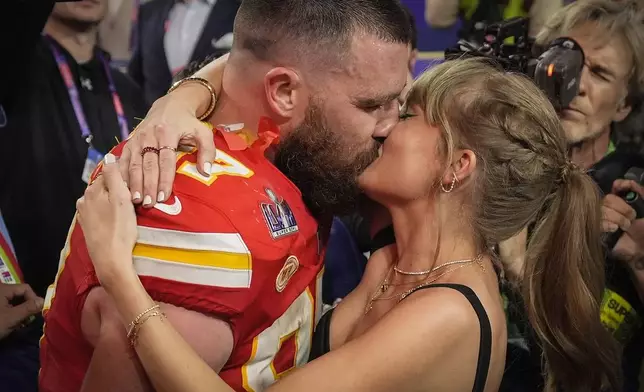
[40,130,325,392]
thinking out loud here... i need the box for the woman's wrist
[167,83,212,118]
[100,261,157,323]
[98,257,138,293]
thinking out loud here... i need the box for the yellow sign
[600,289,642,344]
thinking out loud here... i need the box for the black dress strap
[405,283,492,392]
[309,307,334,362]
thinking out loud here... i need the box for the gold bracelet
[128,310,166,350]
[168,77,217,121]
[126,304,160,340]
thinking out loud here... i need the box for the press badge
[82,146,104,184]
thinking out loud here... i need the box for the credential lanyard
[45,36,129,143]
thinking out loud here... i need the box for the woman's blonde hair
[407,58,621,392]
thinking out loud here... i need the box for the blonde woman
[77,58,620,392]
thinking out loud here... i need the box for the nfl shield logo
[261,188,298,239]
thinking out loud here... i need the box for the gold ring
[158,146,177,153]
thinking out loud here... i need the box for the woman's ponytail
[523,169,622,392]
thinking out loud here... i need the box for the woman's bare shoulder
[361,245,396,285]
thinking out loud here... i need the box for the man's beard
[562,120,606,149]
[274,104,380,219]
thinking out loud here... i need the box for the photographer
[500,0,644,390]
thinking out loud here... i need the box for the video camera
[446,18,644,250]
[445,17,585,111]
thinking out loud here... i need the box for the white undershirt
[164,0,216,74]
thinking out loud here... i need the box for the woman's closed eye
[399,112,417,121]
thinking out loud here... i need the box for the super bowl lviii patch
[261,188,298,239]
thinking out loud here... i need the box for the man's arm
[80,286,233,392]
[528,0,563,37]
[497,227,529,285]
[425,0,459,28]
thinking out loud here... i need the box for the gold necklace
[394,256,481,276]
[364,254,484,315]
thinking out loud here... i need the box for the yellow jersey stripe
[134,256,252,288]
[137,225,250,255]
[133,243,252,270]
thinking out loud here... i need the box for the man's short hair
[233,0,411,66]
[402,5,418,51]
[536,0,644,102]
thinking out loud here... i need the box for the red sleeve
[132,191,254,320]
[84,141,258,320]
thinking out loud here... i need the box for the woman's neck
[388,199,478,273]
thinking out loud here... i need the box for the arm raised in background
[497,227,529,285]
[528,0,564,37]
[425,0,459,28]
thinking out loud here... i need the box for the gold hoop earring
[440,172,458,193]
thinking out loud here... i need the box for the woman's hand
[77,153,139,289]
[120,53,229,207]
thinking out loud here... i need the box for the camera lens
[625,191,638,203]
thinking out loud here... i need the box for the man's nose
[373,99,402,138]
[373,114,398,139]
[577,65,590,97]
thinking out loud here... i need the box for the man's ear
[613,96,632,123]
[442,149,477,188]
[264,67,304,121]
[408,49,418,74]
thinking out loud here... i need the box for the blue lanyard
[45,36,129,143]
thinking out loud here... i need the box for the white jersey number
[177,149,254,186]
[241,272,323,392]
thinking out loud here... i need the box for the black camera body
[445,17,585,111]
[588,152,644,249]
